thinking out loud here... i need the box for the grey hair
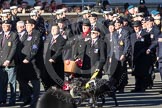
[17,20,25,26]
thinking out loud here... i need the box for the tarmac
[1,71,162,108]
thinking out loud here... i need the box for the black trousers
[135,75,147,91]
[19,79,40,108]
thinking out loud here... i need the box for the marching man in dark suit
[0,20,18,106]
[76,27,107,107]
[104,21,114,75]
[75,27,107,78]
[44,24,66,89]
[16,21,27,65]
[16,20,27,101]
[72,19,91,78]
[146,33,162,94]
[18,19,42,108]
[110,19,130,93]
[130,21,152,92]
[145,17,161,88]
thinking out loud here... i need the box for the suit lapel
[0,33,3,49]
[118,29,124,40]
[47,34,54,49]
[21,32,27,42]
[114,32,118,45]
[132,33,137,45]
[1,32,11,48]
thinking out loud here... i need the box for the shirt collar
[19,30,26,36]
[147,28,152,32]
[92,37,99,43]
[138,30,142,35]
[52,34,59,40]
[4,31,10,35]
[118,28,122,34]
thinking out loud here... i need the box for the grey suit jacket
[0,31,18,66]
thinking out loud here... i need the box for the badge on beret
[27,36,32,41]
[119,41,124,46]
[32,44,38,49]
[8,41,11,46]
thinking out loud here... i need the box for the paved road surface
[1,72,162,108]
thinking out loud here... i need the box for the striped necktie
[1,35,6,47]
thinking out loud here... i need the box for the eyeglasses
[91,32,98,34]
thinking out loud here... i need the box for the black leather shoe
[131,89,139,92]
[8,102,15,106]
[159,90,162,94]
[118,89,124,93]
[131,89,145,92]
[0,101,6,104]
[20,98,31,107]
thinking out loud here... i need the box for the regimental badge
[141,38,144,42]
[32,44,38,49]
[94,49,99,53]
[8,41,11,46]
[119,41,124,46]
[150,34,154,39]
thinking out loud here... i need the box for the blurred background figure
[138,0,149,17]
[2,0,10,9]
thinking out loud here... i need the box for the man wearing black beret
[79,26,106,77]
[145,16,160,88]
[72,19,91,77]
[109,18,130,93]
[130,20,152,92]
[0,19,18,106]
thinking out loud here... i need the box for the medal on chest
[119,40,124,46]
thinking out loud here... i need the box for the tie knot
[136,32,141,38]
[4,34,9,39]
